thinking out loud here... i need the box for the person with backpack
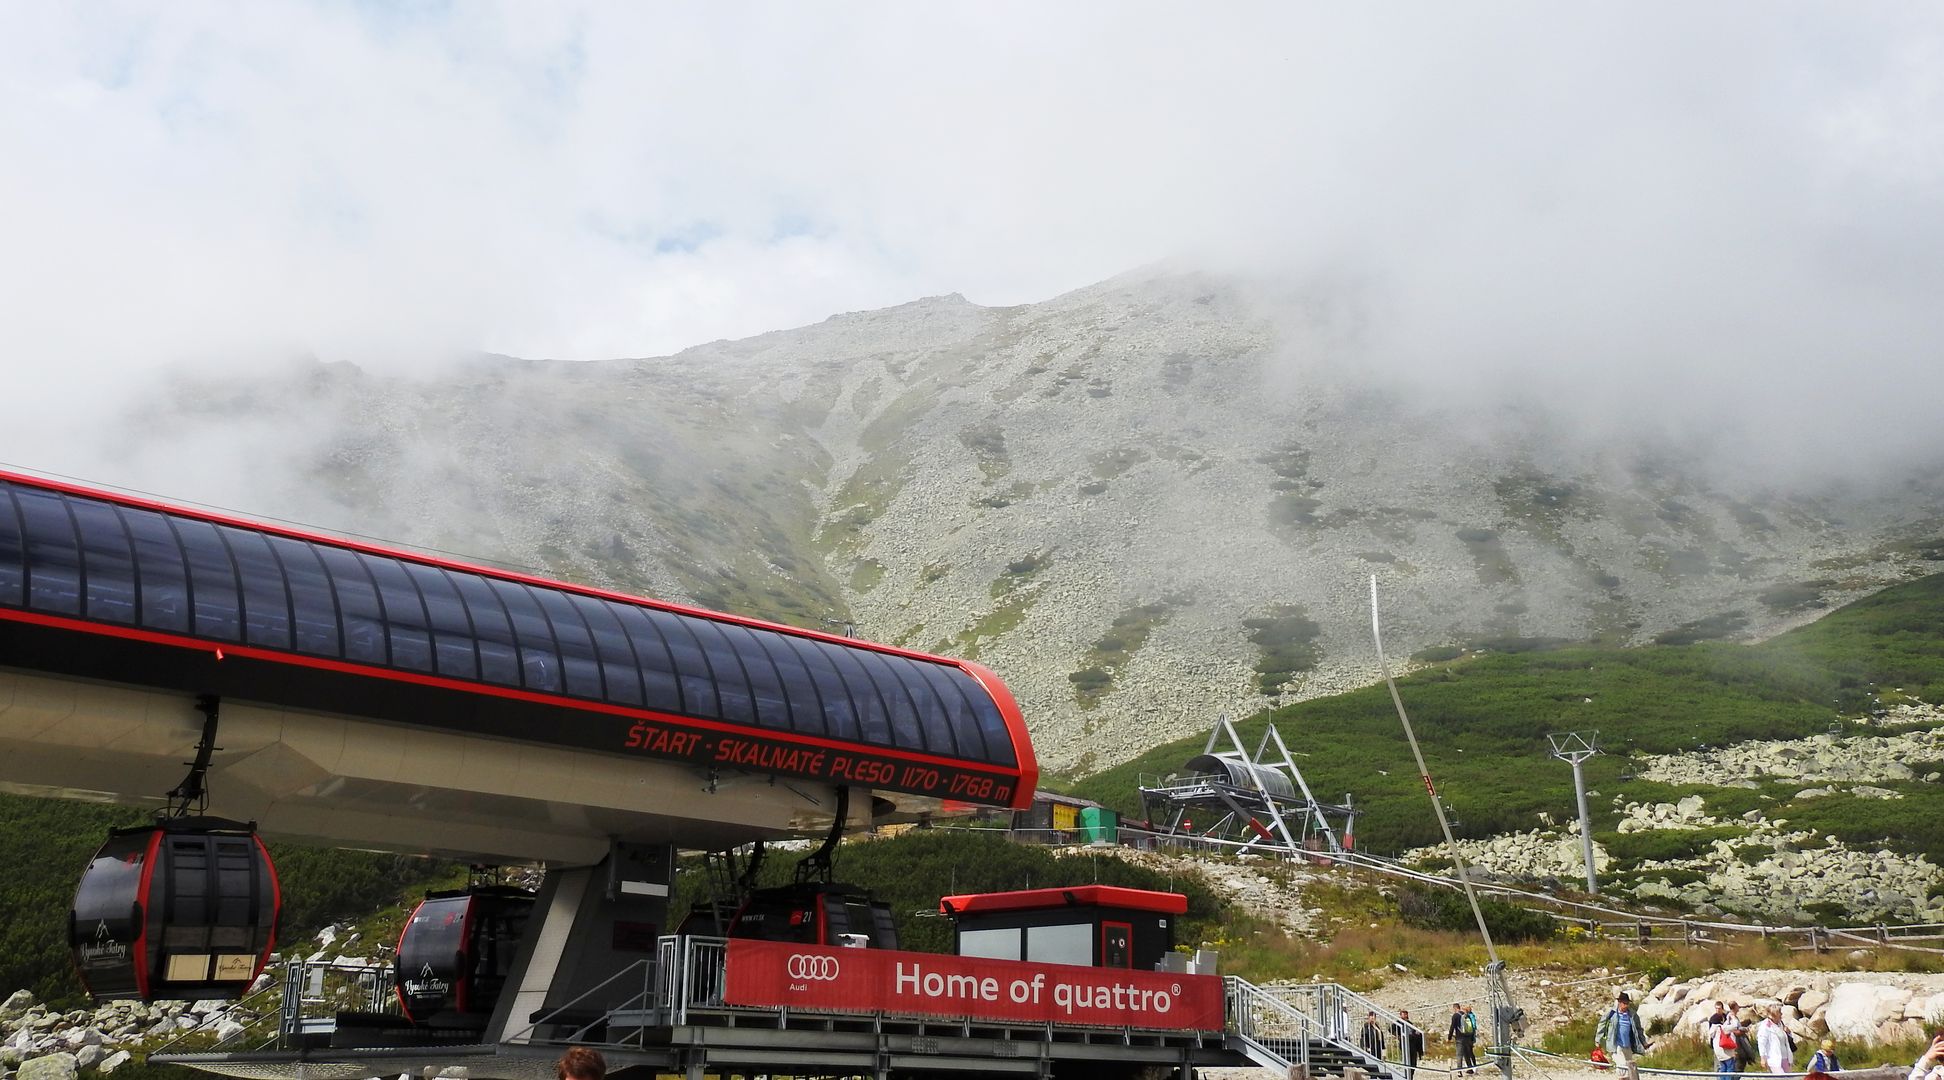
[1449,1002,1479,1073]
[1596,991,1649,1080]
[1705,1001,1741,1079]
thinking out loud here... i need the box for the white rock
[96,1051,130,1075]
[18,1053,78,1080]
[1824,984,1912,1039]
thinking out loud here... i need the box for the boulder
[96,1052,130,1075]
[72,1047,103,1071]
[18,1054,77,1080]
[1799,990,1829,1016]
[1825,984,1913,1039]
[212,1020,246,1044]
[1674,1000,1718,1034]
[0,993,34,1019]
[1639,994,1688,1031]
[1879,1018,1927,1044]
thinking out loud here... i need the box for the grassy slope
[1068,573,1944,860]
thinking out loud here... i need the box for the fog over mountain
[19,268,1941,772]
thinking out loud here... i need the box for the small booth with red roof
[939,885,1184,972]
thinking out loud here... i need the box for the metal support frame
[1140,713,1356,858]
[164,694,222,818]
[1546,731,1600,894]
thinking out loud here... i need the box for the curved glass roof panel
[0,476,1023,770]
[68,499,137,626]
[121,507,190,635]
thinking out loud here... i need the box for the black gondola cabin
[394,887,536,1022]
[69,818,280,1002]
[941,886,1181,971]
[725,883,898,949]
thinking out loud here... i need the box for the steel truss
[1137,714,1358,856]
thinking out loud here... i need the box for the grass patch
[959,423,1010,481]
[991,549,1054,596]
[850,558,885,592]
[1070,602,1177,708]
[946,592,1040,661]
[1397,884,1556,941]
[1269,494,1323,531]
[1091,446,1150,480]
[1258,441,1312,483]
[1456,527,1521,587]
[1244,604,1324,696]
[1596,826,1742,865]
[1653,611,1751,646]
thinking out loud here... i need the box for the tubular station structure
[0,467,1036,862]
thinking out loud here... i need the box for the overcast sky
[3,3,1942,479]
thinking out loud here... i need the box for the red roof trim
[958,659,1037,810]
[939,886,1188,916]
[0,606,1027,786]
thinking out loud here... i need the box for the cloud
[1,3,1942,482]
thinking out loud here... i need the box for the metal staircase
[1226,977,1416,1079]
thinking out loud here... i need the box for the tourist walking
[1705,1001,1740,1080]
[1757,1005,1794,1074]
[1448,1002,1479,1073]
[1361,1010,1388,1060]
[1396,1009,1425,1080]
[1596,991,1649,1080]
[1807,1039,1840,1074]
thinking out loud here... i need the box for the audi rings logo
[788,954,840,981]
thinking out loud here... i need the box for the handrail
[1226,976,1321,1074]
[150,972,288,1057]
[1265,982,1419,1078]
[502,959,656,1048]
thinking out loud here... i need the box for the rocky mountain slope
[80,269,1944,774]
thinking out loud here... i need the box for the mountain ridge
[65,269,1944,774]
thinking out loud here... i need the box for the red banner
[721,939,1225,1031]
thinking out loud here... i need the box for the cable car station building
[0,469,1404,1080]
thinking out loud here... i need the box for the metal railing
[504,959,657,1049]
[1226,976,1322,1072]
[279,958,398,1044]
[658,935,728,1024]
[1269,982,1421,1079]
[150,967,292,1057]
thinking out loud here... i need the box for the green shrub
[1395,885,1556,942]
[1599,827,1742,865]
